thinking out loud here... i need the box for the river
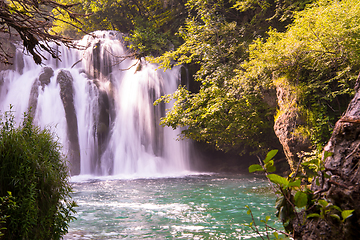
[65,174,282,239]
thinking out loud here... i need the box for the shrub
[0,110,76,239]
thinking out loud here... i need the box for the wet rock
[28,67,54,116]
[57,70,81,175]
[94,89,112,173]
[0,35,16,72]
[87,40,113,80]
[39,67,53,88]
[0,32,24,73]
[149,86,165,157]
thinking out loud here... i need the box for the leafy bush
[0,110,76,239]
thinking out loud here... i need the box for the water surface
[65,174,283,239]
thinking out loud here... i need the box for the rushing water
[65,174,282,239]
[0,31,189,177]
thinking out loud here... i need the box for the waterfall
[0,31,190,178]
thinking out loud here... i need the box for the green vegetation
[245,0,360,149]
[53,0,358,158]
[153,0,360,157]
[3,0,360,238]
[53,0,187,57]
[247,150,354,239]
[153,0,314,156]
[0,110,76,239]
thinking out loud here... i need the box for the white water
[0,31,190,177]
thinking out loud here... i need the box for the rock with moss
[273,79,312,171]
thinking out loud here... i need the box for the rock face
[294,86,360,239]
[0,33,24,73]
[28,67,54,117]
[321,90,360,238]
[273,80,312,171]
[95,89,112,173]
[57,70,81,175]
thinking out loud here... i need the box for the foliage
[53,0,187,57]
[154,0,360,156]
[0,0,84,64]
[0,110,76,239]
[153,0,313,155]
[243,0,360,148]
[0,192,16,237]
[247,150,354,237]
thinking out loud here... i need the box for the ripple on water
[65,174,283,239]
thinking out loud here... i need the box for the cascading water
[0,31,190,177]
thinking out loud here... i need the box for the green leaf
[248,164,264,173]
[330,214,341,221]
[294,191,308,208]
[307,213,320,219]
[264,150,278,164]
[267,165,276,173]
[265,160,274,168]
[288,179,301,188]
[323,151,333,160]
[267,174,289,187]
[329,205,342,212]
[318,199,329,208]
[265,215,271,222]
[275,196,284,209]
[245,205,251,215]
[273,232,279,239]
[341,210,354,221]
[279,206,286,221]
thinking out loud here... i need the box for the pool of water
[64,174,283,239]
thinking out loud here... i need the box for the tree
[0,0,83,65]
[244,0,360,148]
[153,0,313,156]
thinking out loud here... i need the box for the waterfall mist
[0,31,190,178]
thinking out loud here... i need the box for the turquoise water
[65,174,283,239]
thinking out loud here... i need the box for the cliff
[293,80,360,239]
